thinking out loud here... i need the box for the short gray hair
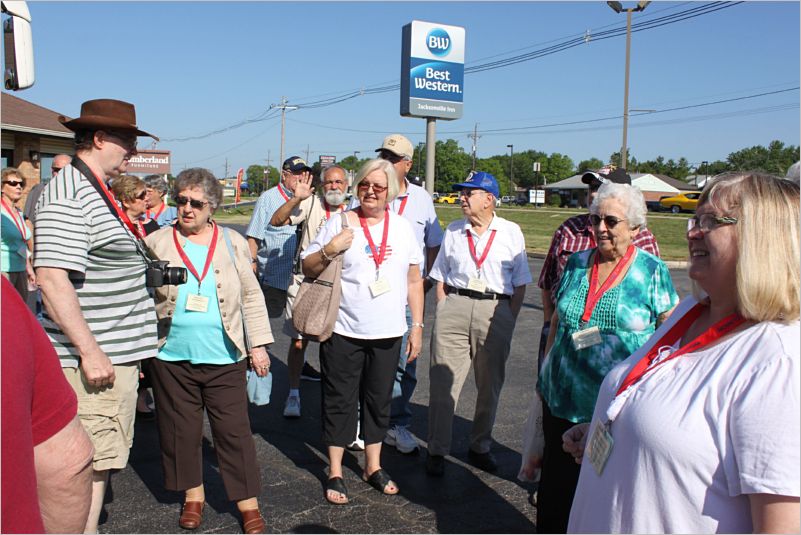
[143,174,168,194]
[590,182,647,229]
[353,158,400,203]
[172,168,223,210]
[321,164,347,181]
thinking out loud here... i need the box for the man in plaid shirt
[536,168,660,367]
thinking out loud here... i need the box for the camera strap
[72,156,154,263]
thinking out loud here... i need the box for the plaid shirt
[537,213,660,306]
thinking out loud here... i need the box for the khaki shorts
[282,273,304,339]
[63,362,140,471]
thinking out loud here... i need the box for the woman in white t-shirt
[302,158,424,505]
[564,172,800,533]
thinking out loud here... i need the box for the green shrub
[548,194,562,207]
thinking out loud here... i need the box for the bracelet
[411,322,424,328]
[320,246,333,262]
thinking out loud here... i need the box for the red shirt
[1,278,78,534]
[537,213,661,307]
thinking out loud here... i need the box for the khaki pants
[427,294,516,456]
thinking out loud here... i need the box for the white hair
[590,182,647,229]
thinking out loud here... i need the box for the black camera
[145,260,188,288]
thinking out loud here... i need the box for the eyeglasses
[459,189,485,198]
[687,213,738,233]
[357,182,388,194]
[2,180,23,187]
[590,214,627,228]
[175,195,209,209]
[378,150,404,164]
[103,130,138,150]
[134,190,147,201]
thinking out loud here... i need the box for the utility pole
[224,158,229,180]
[270,96,299,169]
[304,144,310,164]
[468,123,481,171]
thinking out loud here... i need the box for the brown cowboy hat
[59,98,159,140]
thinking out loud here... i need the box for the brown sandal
[178,501,204,530]
[241,509,265,534]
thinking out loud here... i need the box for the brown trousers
[149,358,260,501]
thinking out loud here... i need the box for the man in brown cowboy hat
[33,99,159,533]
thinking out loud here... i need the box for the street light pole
[352,151,360,180]
[507,144,514,198]
[607,1,650,170]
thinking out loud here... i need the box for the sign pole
[425,118,437,194]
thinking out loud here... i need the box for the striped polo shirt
[245,184,297,290]
[33,162,158,367]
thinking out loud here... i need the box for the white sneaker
[283,395,301,418]
[384,425,419,453]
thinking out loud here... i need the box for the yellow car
[437,193,460,204]
[659,192,701,213]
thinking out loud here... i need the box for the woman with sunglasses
[143,168,273,533]
[567,173,800,533]
[302,158,424,505]
[1,167,35,299]
[536,181,679,532]
[111,175,159,237]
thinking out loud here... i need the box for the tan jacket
[144,224,273,358]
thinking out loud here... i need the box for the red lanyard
[92,174,142,240]
[466,229,497,271]
[581,245,636,323]
[278,184,290,202]
[614,303,746,397]
[324,201,343,221]
[358,209,390,272]
[147,203,165,220]
[393,195,409,216]
[1,199,26,238]
[136,220,148,238]
[172,223,218,290]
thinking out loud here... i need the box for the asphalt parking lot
[100,249,691,534]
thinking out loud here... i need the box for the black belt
[446,285,510,301]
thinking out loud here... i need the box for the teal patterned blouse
[538,248,678,423]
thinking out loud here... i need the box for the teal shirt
[538,248,678,423]
[158,239,239,365]
[1,207,31,272]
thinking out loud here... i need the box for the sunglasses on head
[590,214,627,228]
[2,180,23,187]
[175,195,208,209]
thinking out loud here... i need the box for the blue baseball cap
[452,171,499,198]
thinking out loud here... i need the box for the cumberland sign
[400,20,465,120]
[126,150,171,175]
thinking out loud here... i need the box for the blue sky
[16,1,800,178]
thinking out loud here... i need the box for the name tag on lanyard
[369,277,391,297]
[185,293,210,313]
[572,326,602,350]
[587,419,614,475]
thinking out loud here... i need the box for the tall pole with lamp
[507,144,514,198]
[606,1,650,170]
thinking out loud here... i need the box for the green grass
[212,205,690,261]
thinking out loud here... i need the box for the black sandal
[325,477,349,505]
[362,468,399,495]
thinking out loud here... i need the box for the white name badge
[369,277,391,298]
[572,326,602,350]
[467,277,487,293]
[185,293,209,313]
[588,420,614,476]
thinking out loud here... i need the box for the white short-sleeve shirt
[302,211,423,339]
[429,214,532,295]
[568,296,801,534]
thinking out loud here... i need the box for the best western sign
[401,20,465,120]
[126,150,171,175]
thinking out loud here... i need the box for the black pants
[149,358,260,502]
[320,333,401,447]
[536,402,582,534]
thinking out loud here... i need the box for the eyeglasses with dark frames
[175,195,209,210]
[134,190,147,201]
[687,214,738,233]
[2,180,24,187]
[590,214,627,228]
[459,189,486,198]
[357,182,388,194]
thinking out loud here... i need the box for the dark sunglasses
[175,195,209,209]
[378,150,404,164]
[590,214,627,228]
[134,190,147,200]
[357,182,388,194]
[2,180,23,187]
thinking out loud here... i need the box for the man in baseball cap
[451,170,501,198]
[282,156,313,174]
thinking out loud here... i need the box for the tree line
[238,139,798,197]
